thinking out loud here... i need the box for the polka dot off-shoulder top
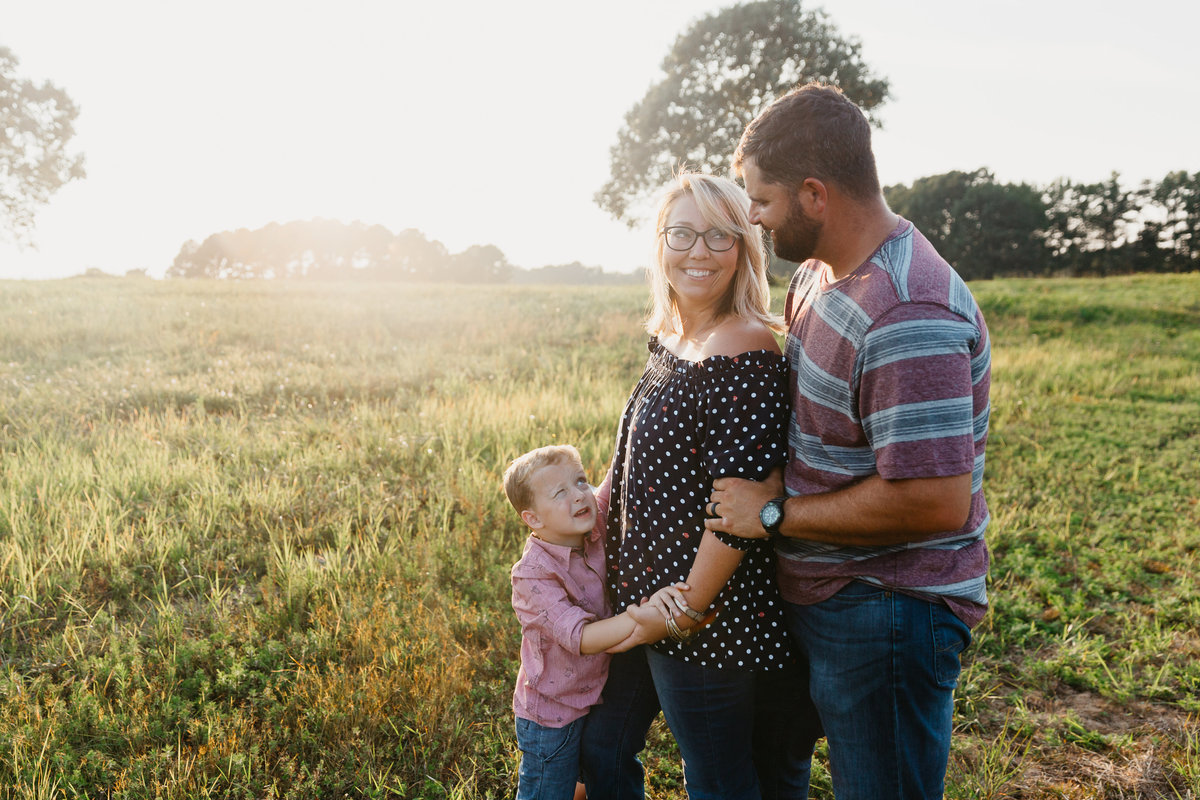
[605,338,793,670]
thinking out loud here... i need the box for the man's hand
[704,470,784,540]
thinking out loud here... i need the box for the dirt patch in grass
[1005,687,1197,798]
[1032,687,1191,735]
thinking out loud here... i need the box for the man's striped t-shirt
[776,217,992,627]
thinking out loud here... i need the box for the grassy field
[0,273,1197,799]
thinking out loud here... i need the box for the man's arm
[705,471,972,547]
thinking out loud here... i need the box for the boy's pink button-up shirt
[511,495,612,728]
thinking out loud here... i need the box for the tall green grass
[0,273,1197,798]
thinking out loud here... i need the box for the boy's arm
[579,611,634,655]
[514,570,620,657]
[593,469,612,519]
[604,536,743,653]
[580,582,690,653]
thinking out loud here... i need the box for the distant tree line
[883,169,1199,280]
[166,220,644,285]
[509,261,645,286]
[166,219,648,284]
[167,220,513,282]
[169,169,1199,284]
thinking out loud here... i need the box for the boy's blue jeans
[515,716,584,800]
[783,580,973,800]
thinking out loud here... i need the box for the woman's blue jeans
[516,715,584,800]
[784,581,973,800]
[580,646,819,800]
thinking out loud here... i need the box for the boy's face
[521,459,597,545]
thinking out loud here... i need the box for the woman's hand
[642,582,690,621]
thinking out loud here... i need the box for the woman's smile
[663,196,739,310]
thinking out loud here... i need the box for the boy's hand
[605,602,667,652]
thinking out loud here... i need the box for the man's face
[742,157,823,264]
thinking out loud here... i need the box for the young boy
[504,445,682,800]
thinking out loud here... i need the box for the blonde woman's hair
[645,171,782,337]
[503,444,584,514]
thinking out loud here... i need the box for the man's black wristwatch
[759,496,788,539]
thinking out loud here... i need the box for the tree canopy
[0,46,86,246]
[596,0,889,224]
[885,169,1048,280]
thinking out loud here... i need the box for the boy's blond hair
[503,444,584,514]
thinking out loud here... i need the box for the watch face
[761,501,782,528]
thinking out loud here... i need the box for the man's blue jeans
[784,581,973,799]
[580,646,818,800]
[516,716,584,800]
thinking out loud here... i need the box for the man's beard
[769,199,823,264]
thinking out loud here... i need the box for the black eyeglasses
[661,226,739,252]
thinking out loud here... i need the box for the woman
[582,173,818,800]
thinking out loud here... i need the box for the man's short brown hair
[734,82,881,201]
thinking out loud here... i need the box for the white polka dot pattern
[605,338,793,670]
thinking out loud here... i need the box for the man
[706,82,992,799]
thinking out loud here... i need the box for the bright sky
[2,0,1197,280]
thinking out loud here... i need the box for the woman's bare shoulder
[702,318,781,359]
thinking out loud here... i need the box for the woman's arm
[607,532,743,650]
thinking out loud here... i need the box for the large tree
[378,227,449,281]
[596,0,889,223]
[1042,178,1091,272]
[0,46,86,245]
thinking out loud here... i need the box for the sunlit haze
[2,0,1197,280]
